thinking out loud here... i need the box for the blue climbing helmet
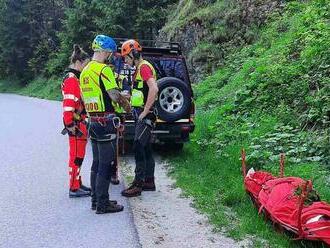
[92,35,117,52]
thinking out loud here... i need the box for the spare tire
[155,77,191,122]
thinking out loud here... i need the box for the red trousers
[68,122,87,190]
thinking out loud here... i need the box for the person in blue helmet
[80,35,131,214]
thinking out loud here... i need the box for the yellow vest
[131,60,157,107]
[79,61,119,113]
[113,74,125,114]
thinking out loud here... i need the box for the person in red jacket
[61,44,91,198]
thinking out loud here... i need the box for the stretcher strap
[241,148,246,178]
[280,153,285,178]
[298,180,312,238]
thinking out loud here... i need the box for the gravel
[121,155,240,248]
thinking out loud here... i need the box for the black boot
[121,180,143,197]
[143,177,156,191]
[91,199,118,210]
[69,188,90,198]
[96,201,124,214]
[95,177,123,213]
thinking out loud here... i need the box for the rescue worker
[111,73,131,185]
[61,44,91,198]
[80,35,131,214]
[120,39,159,197]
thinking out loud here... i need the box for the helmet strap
[132,49,141,59]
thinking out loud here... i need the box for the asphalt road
[0,94,141,248]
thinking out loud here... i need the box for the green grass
[0,76,62,100]
[0,1,328,246]
[167,123,328,247]
[166,0,330,247]
[0,79,23,93]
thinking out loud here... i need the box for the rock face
[159,21,206,60]
[239,0,284,26]
[158,0,283,83]
[158,19,209,82]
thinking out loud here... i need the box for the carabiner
[112,116,121,129]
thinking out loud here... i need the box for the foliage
[0,1,329,246]
[0,0,177,83]
[46,0,100,75]
[0,76,62,100]
[0,0,64,82]
[95,0,177,40]
[19,77,63,100]
[166,0,330,247]
[248,124,330,167]
[167,137,330,247]
[192,0,330,166]
[161,0,282,79]
[234,1,330,130]
[46,0,176,76]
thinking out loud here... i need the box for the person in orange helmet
[120,39,159,197]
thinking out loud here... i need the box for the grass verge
[164,1,329,246]
[165,122,329,247]
[0,77,62,100]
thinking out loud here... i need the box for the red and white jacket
[61,68,86,127]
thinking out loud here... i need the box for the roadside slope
[167,1,330,247]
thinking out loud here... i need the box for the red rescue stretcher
[241,149,330,245]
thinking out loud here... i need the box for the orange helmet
[121,39,142,57]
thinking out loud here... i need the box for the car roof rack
[114,38,182,55]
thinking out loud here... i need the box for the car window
[145,57,189,85]
[112,54,190,85]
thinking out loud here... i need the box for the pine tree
[0,0,65,82]
[0,0,32,82]
[46,0,101,75]
[26,0,65,76]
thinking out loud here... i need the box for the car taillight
[181,126,191,132]
[190,101,195,122]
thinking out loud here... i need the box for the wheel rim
[159,86,184,113]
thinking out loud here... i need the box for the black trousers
[88,117,116,206]
[133,108,155,181]
[134,140,155,181]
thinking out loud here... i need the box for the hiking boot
[69,188,90,198]
[121,180,143,197]
[80,184,91,192]
[143,177,156,191]
[110,176,120,185]
[91,200,118,210]
[95,202,124,214]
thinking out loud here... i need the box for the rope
[242,148,247,178]
[116,128,120,178]
[280,153,285,178]
[297,180,313,238]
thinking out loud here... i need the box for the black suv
[113,39,195,150]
